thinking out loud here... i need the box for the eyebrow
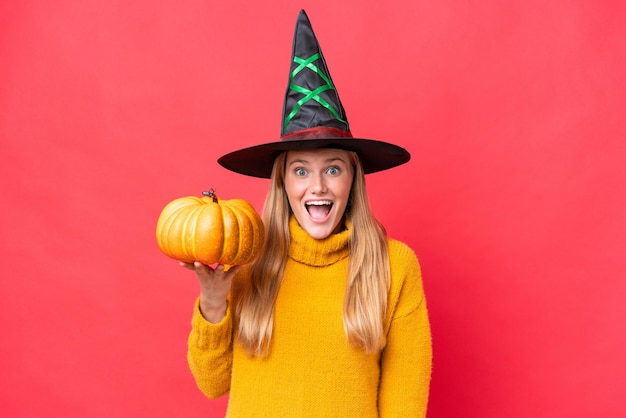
[287,157,347,166]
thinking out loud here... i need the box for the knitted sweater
[187,217,432,417]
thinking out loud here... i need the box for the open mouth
[305,200,333,220]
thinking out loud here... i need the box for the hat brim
[217,137,410,178]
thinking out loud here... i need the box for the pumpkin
[156,189,264,267]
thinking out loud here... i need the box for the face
[284,148,354,240]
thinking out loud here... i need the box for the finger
[227,265,243,275]
[218,264,243,278]
[210,264,240,279]
[194,261,213,273]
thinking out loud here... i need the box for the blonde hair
[236,151,390,357]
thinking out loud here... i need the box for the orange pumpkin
[156,190,264,266]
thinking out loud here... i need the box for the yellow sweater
[188,218,432,417]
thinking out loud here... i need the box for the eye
[294,167,307,176]
[326,166,340,175]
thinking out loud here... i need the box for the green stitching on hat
[283,53,348,133]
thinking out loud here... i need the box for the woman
[184,10,432,417]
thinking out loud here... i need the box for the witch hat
[218,9,410,178]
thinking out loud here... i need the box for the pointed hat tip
[297,9,310,22]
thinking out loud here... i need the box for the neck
[288,216,351,267]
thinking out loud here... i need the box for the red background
[1,1,625,416]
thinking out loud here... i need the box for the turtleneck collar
[288,216,351,267]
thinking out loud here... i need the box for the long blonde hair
[236,151,390,357]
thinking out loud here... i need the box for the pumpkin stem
[202,189,218,202]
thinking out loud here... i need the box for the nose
[310,173,327,194]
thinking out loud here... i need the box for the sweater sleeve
[378,242,433,417]
[187,297,234,399]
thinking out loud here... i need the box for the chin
[304,227,332,240]
[303,219,342,240]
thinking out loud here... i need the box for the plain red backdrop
[1,0,625,416]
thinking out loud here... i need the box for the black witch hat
[218,9,410,178]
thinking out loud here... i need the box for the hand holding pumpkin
[180,261,241,323]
